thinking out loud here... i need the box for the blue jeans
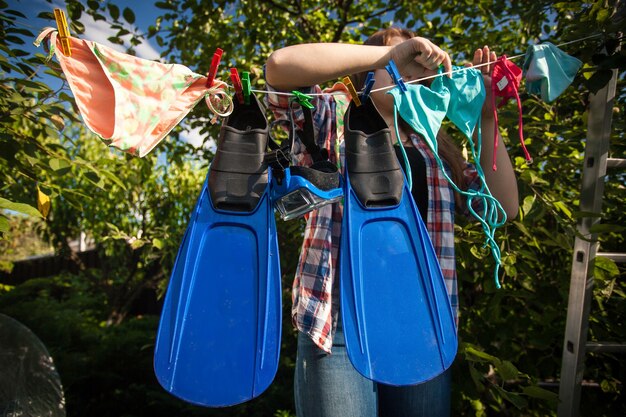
[294,322,451,417]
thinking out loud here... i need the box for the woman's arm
[265,38,452,91]
[265,43,390,91]
[472,46,520,220]
[480,118,520,220]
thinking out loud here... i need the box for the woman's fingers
[413,38,451,75]
[473,46,497,74]
[441,51,452,77]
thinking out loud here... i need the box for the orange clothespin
[342,76,361,106]
[230,68,244,104]
[206,48,223,87]
[53,8,71,56]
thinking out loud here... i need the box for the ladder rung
[597,252,626,263]
[586,342,626,353]
[607,158,626,168]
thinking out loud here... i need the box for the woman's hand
[389,37,452,79]
[466,45,498,117]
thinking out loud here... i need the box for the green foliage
[0,271,297,417]
[1,0,624,416]
[0,214,53,273]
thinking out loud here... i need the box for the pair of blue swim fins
[154,94,456,407]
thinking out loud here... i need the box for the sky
[6,0,206,148]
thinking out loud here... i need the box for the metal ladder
[557,67,625,417]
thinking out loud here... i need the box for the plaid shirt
[265,84,481,353]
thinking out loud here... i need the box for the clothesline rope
[250,32,604,97]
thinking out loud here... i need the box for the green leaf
[468,364,485,391]
[5,35,24,45]
[523,385,559,402]
[37,11,54,19]
[521,195,535,216]
[0,215,9,233]
[0,197,43,218]
[130,239,145,249]
[84,171,101,187]
[553,201,572,219]
[572,210,601,219]
[464,344,501,364]
[108,3,120,20]
[4,9,25,19]
[514,221,533,240]
[497,360,519,381]
[596,8,609,23]
[70,20,85,35]
[155,1,177,11]
[495,386,528,409]
[594,256,619,277]
[152,238,163,250]
[107,36,124,46]
[589,223,625,234]
[49,158,71,172]
[98,169,127,190]
[123,7,135,24]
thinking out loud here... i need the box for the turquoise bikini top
[388,66,507,288]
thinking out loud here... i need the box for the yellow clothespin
[54,8,71,56]
[342,76,361,106]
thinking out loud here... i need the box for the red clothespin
[53,8,71,56]
[230,68,244,104]
[491,56,531,170]
[206,48,223,87]
[342,76,362,106]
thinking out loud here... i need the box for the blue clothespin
[362,71,376,102]
[291,90,314,109]
[241,71,251,105]
[385,60,407,92]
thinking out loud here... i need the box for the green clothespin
[241,71,251,105]
[291,90,314,109]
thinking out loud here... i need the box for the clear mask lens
[274,188,342,221]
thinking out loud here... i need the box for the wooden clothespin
[53,8,71,56]
[342,76,361,107]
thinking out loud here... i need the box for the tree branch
[260,0,298,16]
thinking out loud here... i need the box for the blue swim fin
[154,94,281,406]
[340,98,457,386]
